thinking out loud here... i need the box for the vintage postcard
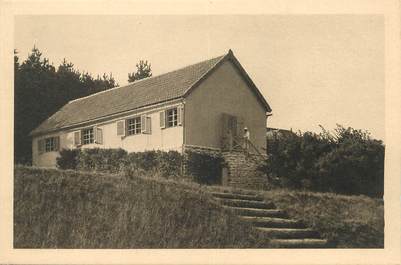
[0,0,400,264]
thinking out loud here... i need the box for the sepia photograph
[1,0,401,264]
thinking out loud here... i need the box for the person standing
[243,127,250,150]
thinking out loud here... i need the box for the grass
[14,166,267,248]
[14,166,384,248]
[262,189,384,248]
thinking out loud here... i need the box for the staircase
[210,190,331,248]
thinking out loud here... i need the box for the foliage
[262,189,384,248]
[156,151,183,178]
[14,166,265,248]
[123,150,182,178]
[56,149,80,170]
[77,148,128,173]
[265,125,384,197]
[14,47,117,164]
[55,148,224,184]
[184,150,224,184]
[56,148,183,178]
[128,60,152,83]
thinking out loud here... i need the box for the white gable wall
[32,101,184,167]
[184,59,267,152]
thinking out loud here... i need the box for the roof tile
[31,54,225,135]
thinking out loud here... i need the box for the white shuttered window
[127,117,141,135]
[166,108,178,128]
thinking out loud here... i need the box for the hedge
[264,125,384,197]
[184,150,223,185]
[56,148,223,184]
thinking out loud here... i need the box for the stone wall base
[182,145,268,190]
[222,151,268,190]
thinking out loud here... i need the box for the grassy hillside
[262,189,384,248]
[14,166,266,248]
[14,166,384,248]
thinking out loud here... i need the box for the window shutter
[93,126,98,143]
[38,139,44,154]
[141,116,152,134]
[117,120,126,136]
[54,136,60,151]
[160,111,166,128]
[74,131,81,146]
[96,127,103,144]
[141,115,146,133]
[146,117,152,134]
[178,106,184,126]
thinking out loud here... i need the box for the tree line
[14,47,152,164]
[265,125,385,197]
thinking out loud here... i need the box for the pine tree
[128,60,152,83]
[14,46,118,164]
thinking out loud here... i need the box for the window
[82,128,94,145]
[39,136,59,153]
[127,117,141,135]
[45,137,56,152]
[166,108,178,128]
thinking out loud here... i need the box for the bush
[185,150,223,184]
[77,148,128,173]
[56,148,184,178]
[315,128,384,197]
[56,149,81,169]
[55,148,224,184]
[265,125,385,197]
[124,150,182,178]
[157,151,183,178]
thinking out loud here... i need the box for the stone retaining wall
[183,145,268,190]
[222,151,268,190]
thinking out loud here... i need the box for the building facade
[31,50,272,167]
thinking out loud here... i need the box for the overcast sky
[14,15,384,140]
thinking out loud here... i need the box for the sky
[14,15,384,140]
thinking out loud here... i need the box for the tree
[265,125,384,197]
[14,46,117,164]
[128,60,152,83]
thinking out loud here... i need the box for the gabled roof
[31,49,271,136]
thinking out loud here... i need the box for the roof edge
[68,54,226,105]
[183,49,272,112]
[182,51,228,98]
[30,97,184,137]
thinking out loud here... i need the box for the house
[266,127,296,139]
[30,49,272,167]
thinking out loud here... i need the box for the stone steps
[211,192,264,201]
[217,198,276,209]
[255,227,320,239]
[223,206,288,218]
[270,239,329,248]
[239,216,305,228]
[212,190,331,248]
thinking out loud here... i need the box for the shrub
[265,125,385,197]
[125,151,158,171]
[57,148,184,178]
[56,148,225,184]
[77,148,128,173]
[185,150,223,184]
[315,127,384,197]
[56,149,81,169]
[157,151,183,178]
[123,150,182,178]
